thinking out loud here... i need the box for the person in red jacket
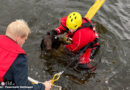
[0,19,52,90]
[48,12,100,71]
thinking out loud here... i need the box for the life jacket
[0,35,26,82]
[76,18,99,51]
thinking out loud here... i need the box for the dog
[40,34,62,55]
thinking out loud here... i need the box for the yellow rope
[51,71,64,86]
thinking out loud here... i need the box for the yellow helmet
[66,12,82,30]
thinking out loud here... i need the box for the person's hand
[43,80,52,90]
[62,35,72,44]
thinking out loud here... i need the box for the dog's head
[41,34,53,52]
[41,34,62,50]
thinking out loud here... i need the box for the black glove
[90,45,100,59]
[47,29,57,36]
[77,63,89,70]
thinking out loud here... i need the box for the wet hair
[6,19,31,38]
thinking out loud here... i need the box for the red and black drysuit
[50,16,100,70]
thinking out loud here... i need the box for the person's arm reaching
[13,54,51,90]
[47,17,68,36]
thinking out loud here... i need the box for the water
[0,0,130,90]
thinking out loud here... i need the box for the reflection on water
[0,0,130,90]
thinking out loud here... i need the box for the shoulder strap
[77,18,94,30]
[60,23,70,33]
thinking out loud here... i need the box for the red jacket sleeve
[55,16,68,35]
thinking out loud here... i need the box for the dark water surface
[0,0,130,90]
